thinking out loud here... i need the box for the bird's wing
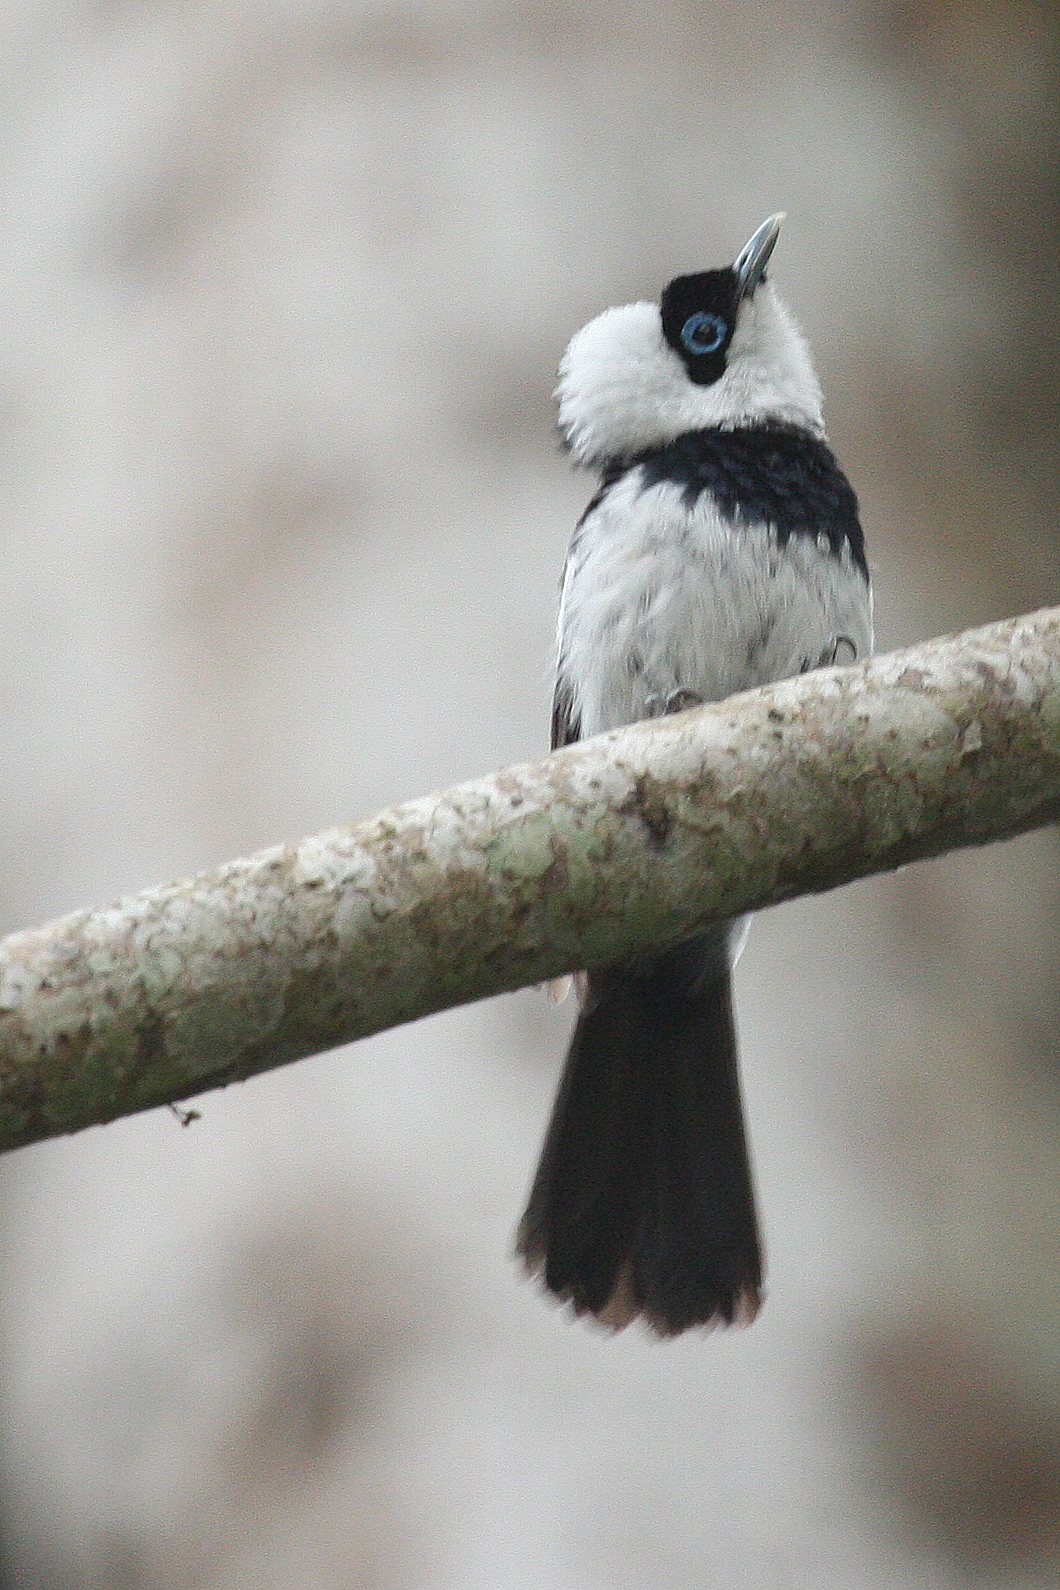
[550,470,625,751]
[550,670,581,750]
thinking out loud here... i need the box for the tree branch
[2,606,1060,1153]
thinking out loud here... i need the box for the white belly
[558,473,873,739]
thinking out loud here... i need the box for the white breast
[558,471,873,739]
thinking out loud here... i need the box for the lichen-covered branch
[2,605,1060,1153]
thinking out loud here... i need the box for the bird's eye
[680,311,727,356]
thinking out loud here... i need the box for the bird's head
[556,215,824,467]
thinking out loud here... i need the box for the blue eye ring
[680,310,727,356]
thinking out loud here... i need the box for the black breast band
[629,421,867,579]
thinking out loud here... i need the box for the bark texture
[2,606,1060,1153]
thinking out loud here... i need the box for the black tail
[518,939,762,1335]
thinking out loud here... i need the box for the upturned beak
[733,213,784,301]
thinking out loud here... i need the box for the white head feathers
[556,281,824,468]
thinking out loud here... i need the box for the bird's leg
[802,634,859,672]
[664,687,704,713]
[825,634,858,665]
[643,686,704,718]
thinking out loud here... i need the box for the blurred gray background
[1,0,1059,1585]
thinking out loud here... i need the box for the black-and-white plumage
[518,215,872,1336]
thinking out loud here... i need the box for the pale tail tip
[518,1240,764,1338]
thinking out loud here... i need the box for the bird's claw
[664,687,703,713]
[645,686,704,716]
[801,634,858,672]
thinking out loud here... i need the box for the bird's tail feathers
[518,942,762,1336]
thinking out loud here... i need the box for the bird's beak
[733,213,784,301]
